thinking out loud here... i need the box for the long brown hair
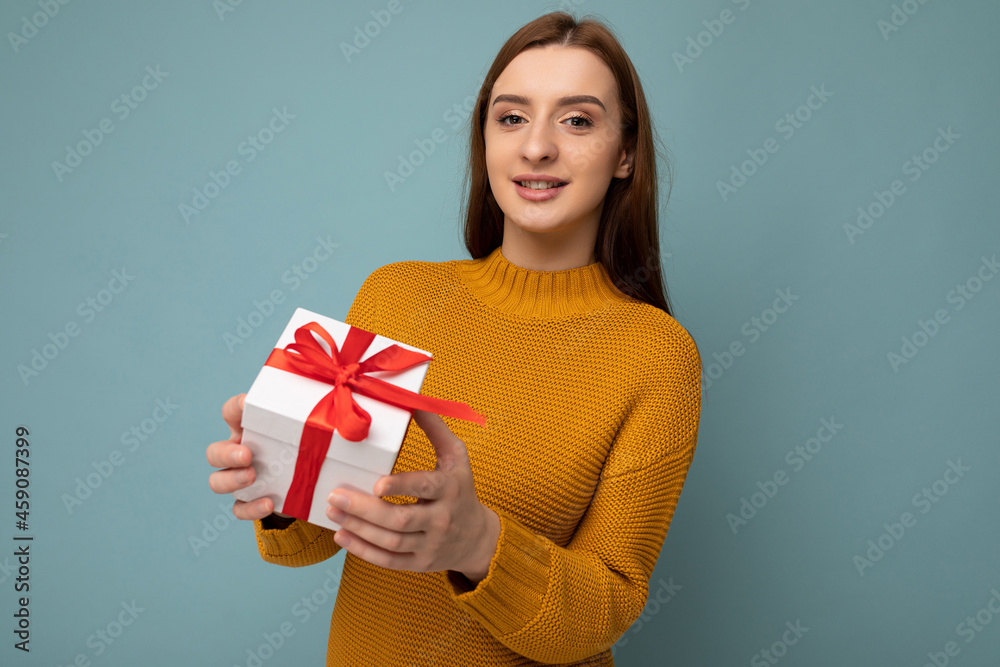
[460,10,676,317]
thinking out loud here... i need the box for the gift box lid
[241,307,431,473]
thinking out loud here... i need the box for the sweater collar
[457,246,628,318]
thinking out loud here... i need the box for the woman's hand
[206,393,288,523]
[327,410,501,584]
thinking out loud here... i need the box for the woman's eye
[497,113,593,128]
[497,113,523,126]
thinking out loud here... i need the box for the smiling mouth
[516,181,568,190]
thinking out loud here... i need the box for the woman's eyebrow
[491,93,606,111]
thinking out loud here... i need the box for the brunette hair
[460,10,676,317]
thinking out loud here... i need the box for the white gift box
[233,307,431,531]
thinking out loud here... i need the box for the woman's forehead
[493,46,616,102]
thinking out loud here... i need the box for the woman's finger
[233,497,274,521]
[222,393,246,442]
[208,466,256,494]
[411,410,468,473]
[374,469,448,501]
[330,488,426,534]
[206,439,251,469]
[328,506,422,554]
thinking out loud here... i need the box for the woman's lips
[513,181,568,201]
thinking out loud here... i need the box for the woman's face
[484,45,631,248]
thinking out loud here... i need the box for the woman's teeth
[518,181,565,190]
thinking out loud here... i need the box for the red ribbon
[263,321,486,520]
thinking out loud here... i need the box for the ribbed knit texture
[252,246,703,666]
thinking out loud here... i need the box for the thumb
[412,410,466,473]
[223,393,246,442]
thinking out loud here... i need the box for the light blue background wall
[2,1,998,665]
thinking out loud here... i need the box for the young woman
[206,11,702,666]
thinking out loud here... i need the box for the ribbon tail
[334,383,372,442]
[352,376,487,426]
[281,422,334,521]
[358,344,431,374]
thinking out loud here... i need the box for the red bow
[263,321,485,520]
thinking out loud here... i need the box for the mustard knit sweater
[251,246,703,666]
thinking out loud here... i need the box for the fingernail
[231,450,244,466]
[240,468,253,484]
[329,493,349,510]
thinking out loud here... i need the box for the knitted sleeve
[250,269,382,567]
[444,324,703,664]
